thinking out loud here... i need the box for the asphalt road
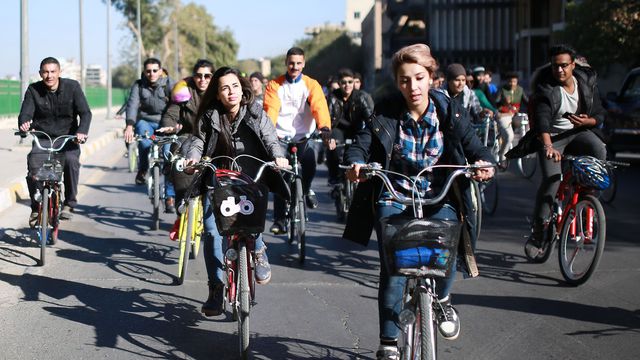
[1,138,639,360]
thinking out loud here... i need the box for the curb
[0,128,121,214]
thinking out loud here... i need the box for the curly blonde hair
[391,44,439,80]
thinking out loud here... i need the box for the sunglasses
[194,73,213,80]
[340,80,354,85]
[145,68,160,74]
[553,62,573,70]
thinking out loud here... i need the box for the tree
[112,64,137,89]
[561,0,640,71]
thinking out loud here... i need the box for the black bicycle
[332,138,357,222]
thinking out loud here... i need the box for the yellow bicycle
[176,195,204,285]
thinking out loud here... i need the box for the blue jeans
[162,144,175,198]
[374,204,458,340]
[134,119,158,172]
[203,193,266,284]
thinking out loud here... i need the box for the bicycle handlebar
[175,154,293,182]
[14,130,81,152]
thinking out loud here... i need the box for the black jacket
[18,78,92,137]
[328,89,374,136]
[342,89,493,246]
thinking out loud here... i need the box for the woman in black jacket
[342,44,494,359]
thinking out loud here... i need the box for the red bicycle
[524,155,622,285]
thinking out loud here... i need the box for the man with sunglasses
[124,58,175,189]
[159,59,214,211]
[326,68,374,215]
[523,44,607,253]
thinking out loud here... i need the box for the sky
[0,0,346,79]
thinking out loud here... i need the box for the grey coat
[125,76,174,126]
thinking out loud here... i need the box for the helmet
[571,156,610,190]
[171,79,191,103]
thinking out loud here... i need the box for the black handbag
[505,130,541,159]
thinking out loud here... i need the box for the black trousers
[26,139,81,211]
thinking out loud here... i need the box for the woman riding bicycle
[342,44,494,359]
[184,67,289,317]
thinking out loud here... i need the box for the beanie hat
[445,63,467,80]
[249,72,265,82]
[171,79,191,103]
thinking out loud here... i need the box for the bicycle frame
[551,168,595,242]
[225,234,257,310]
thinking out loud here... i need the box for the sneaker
[165,197,176,214]
[436,297,460,340]
[201,282,224,317]
[306,189,318,209]
[59,206,74,220]
[269,220,288,235]
[375,346,399,360]
[254,247,272,284]
[29,211,39,228]
[135,170,146,185]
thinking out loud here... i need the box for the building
[86,65,106,87]
[345,0,376,45]
[58,58,82,82]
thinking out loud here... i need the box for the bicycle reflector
[571,156,610,190]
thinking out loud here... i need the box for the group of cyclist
[17,40,608,359]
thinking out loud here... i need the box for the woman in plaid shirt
[342,44,495,359]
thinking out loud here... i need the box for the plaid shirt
[378,100,444,209]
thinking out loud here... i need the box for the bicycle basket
[570,156,610,190]
[32,153,65,182]
[209,169,269,236]
[380,217,461,277]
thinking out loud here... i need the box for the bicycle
[471,114,499,215]
[127,140,138,173]
[15,130,80,266]
[134,133,180,230]
[178,155,285,359]
[173,176,204,285]
[355,162,493,360]
[512,112,537,178]
[523,155,624,285]
[331,138,357,222]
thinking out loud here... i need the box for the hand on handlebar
[274,157,290,169]
[319,127,336,151]
[19,120,32,132]
[346,163,364,183]
[472,160,495,181]
[75,133,88,144]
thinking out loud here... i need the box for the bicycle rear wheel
[517,153,537,179]
[127,142,137,173]
[152,166,160,230]
[480,177,499,215]
[237,242,251,359]
[176,202,192,285]
[558,195,606,285]
[39,188,50,266]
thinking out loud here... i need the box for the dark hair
[504,71,519,80]
[143,57,162,68]
[354,72,363,81]
[249,71,265,82]
[549,44,576,61]
[192,59,214,75]
[196,67,255,162]
[338,68,355,79]
[40,57,60,69]
[286,47,305,58]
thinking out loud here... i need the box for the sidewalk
[0,108,124,214]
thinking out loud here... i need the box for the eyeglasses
[145,68,160,74]
[340,80,354,85]
[194,73,213,80]
[553,62,573,70]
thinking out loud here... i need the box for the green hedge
[0,79,127,116]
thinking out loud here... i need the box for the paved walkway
[0,108,124,213]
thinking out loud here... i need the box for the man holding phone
[525,44,607,251]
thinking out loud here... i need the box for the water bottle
[395,247,433,268]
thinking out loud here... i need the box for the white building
[86,64,106,86]
[345,0,375,45]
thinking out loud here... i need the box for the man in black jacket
[525,44,607,253]
[18,57,92,224]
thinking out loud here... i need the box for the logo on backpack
[220,196,255,217]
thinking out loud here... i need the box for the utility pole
[106,0,112,118]
[79,0,85,91]
[173,0,179,78]
[137,0,142,77]
[20,0,29,101]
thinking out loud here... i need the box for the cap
[472,66,486,74]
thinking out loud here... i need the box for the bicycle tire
[480,177,499,216]
[152,166,160,230]
[418,289,436,360]
[294,178,306,264]
[558,194,606,286]
[237,242,251,359]
[176,202,193,285]
[471,180,482,243]
[599,170,617,204]
[127,142,137,173]
[50,188,60,245]
[190,198,203,259]
[38,188,50,266]
[287,181,296,245]
[517,153,537,179]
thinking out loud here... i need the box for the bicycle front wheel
[50,188,60,245]
[190,197,203,259]
[176,202,192,285]
[294,178,306,264]
[127,142,137,173]
[471,180,482,243]
[558,194,606,286]
[152,166,160,230]
[418,290,437,360]
[237,242,251,359]
[39,187,50,266]
[599,170,617,204]
[480,177,499,216]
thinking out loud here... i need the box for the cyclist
[263,47,333,235]
[343,44,494,359]
[525,44,606,250]
[184,67,289,316]
[326,68,374,196]
[18,57,92,224]
[440,63,486,123]
[123,58,175,208]
[249,72,266,107]
[158,59,215,211]
[495,72,529,169]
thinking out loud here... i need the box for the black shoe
[201,282,224,317]
[269,220,287,235]
[165,197,176,214]
[254,248,272,284]
[135,170,146,185]
[59,206,74,220]
[375,347,399,360]
[305,189,318,209]
[29,211,39,228]
[436,296,460,340]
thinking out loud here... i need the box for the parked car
[602,67,640,158]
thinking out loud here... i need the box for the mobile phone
[562,112,574,119]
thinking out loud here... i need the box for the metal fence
[0,79,127,116]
